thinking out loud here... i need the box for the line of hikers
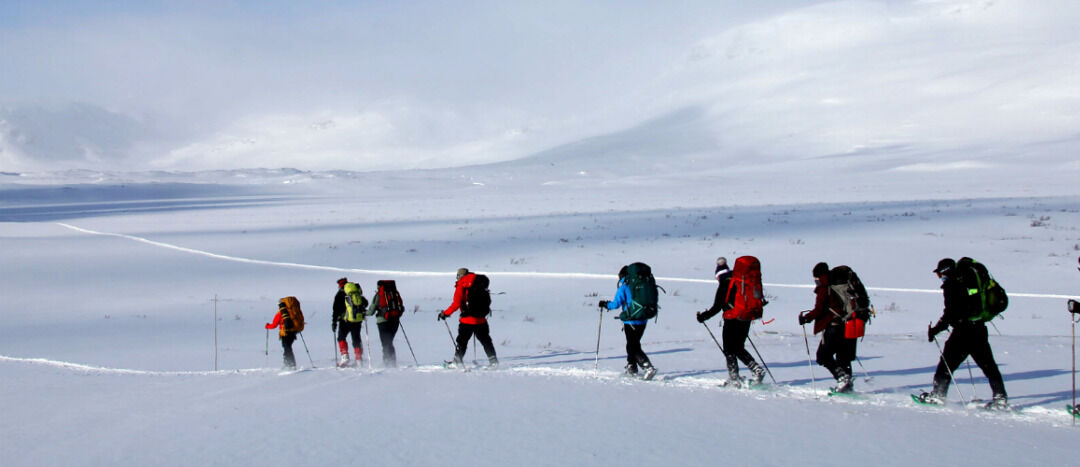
[265,255,1032,411]
[265,268,497,371]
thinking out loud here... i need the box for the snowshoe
[718,378,744,388]
[911,392,945,406]
[622,364,639,378]
[748,362,766,385]
[1067,405,1080,418]
[831,374,854,394]
[642,365,657,381]
[982,394,1010,412]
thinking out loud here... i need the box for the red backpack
[375,280,405,320]
[723,256,765,321]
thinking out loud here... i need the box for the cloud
[1,1,1078,171]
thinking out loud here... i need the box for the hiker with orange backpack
[266,298,304,370]
[697,256,767,387]
[366,280,406,368]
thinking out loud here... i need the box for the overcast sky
[1,1,1077,171]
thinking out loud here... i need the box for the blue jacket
[606,279,647,325]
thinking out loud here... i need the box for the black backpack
[956,257,1008,323]
[828,266,871,323]
[461,274,492,318]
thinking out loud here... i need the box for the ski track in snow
[4,354,1072,427]
[55,222,1075,299]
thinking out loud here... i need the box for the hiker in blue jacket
[598,265,657,380]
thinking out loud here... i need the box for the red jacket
[803,275,844,334]
[442,273,486,325]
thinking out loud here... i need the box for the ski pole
[265,328,270,367]
[332,329,338,366]
[298,332,316,368]
[854,356,873,383]
[701,322,725,354]
[364,319,372,369]
[398,321,419,366]
[965,360,979,400]
[594,307,604,373]
[1070,299,1079,421]
[746,334,777,385]
[932,333,967,405]
[443,319,456,348]
[801,322,816,392]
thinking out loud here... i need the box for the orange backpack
[278,296,305,336]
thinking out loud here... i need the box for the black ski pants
[722,318,756,373]
[455,322,497,362]
[816,324,856,380]
[933,322,1007,397]
[336,321,362,350]
[377,320,399,367]
[623,323,652,370]
[280,333,296,368]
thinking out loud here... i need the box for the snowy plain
[3,1,1080,466]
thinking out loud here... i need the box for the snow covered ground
[2,163,1078,466]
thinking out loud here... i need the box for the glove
[437,312,448,321]
[332,321,337,333]
[798,313,808,325]
[928,322,947,342]
[696,311,706,323]
[598,300,609,309]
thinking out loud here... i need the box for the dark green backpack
[623,262,659,321]
[956,257,1008,323]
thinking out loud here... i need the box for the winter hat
[456,268,469,279]
[812,262,830,277]
[337,277,348,287]
[933,258,955,274]
[618,265,629,280]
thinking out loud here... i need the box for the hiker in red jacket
[799,262,858,393]
[438,268,498,368]
[266,301,297,369]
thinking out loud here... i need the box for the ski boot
[748,362,767,386]
[336,342,351,367]
[353,347,363,367]
[486,356,499,369]
[721,364,744,388]
[915,391,945,405]
[641,362,657,381]
[831,372,854,394]
[983,393,1009,411]
[623,363,639,378]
